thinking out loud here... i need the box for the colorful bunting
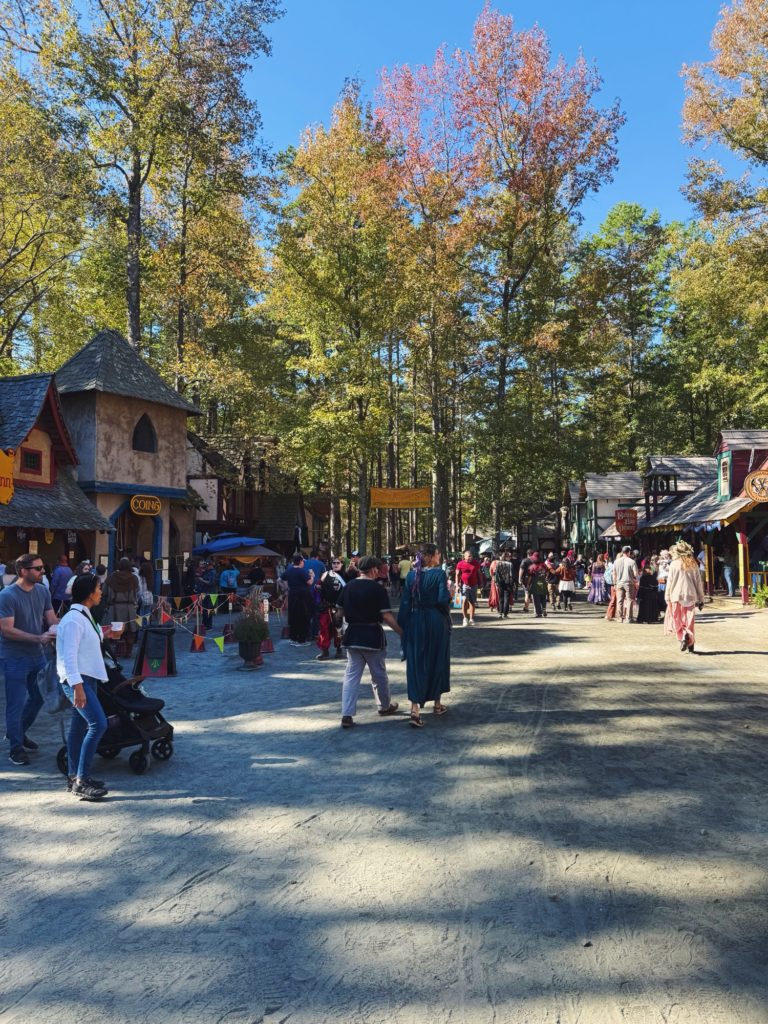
[214,636,225,653]
[173,597,182,609]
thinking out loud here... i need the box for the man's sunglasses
[25,565,44,572]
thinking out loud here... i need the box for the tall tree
[1,0,279,348]
[270,86,408,551]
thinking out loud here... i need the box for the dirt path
[1,595,767,1023]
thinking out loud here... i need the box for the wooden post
[737,516,750,605]
[708,540,720,598]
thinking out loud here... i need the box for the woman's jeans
[61,677,107,780]
[723,566,735,597]
[532,592,546,616]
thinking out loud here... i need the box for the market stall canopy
[192,535,266,555]
[232,544,282,559]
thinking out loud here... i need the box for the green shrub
[752,585,768,610]
[233,607,269,643]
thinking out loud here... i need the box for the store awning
[641,482,755,532]
[0,471,113,531]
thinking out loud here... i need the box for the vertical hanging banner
[0,449,14,506]
[369,487,432,509]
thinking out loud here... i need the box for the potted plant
[233,607,269,668]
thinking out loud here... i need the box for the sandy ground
[1,593,767,1024]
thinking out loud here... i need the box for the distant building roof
[187,431,239,481]
[646,456,717,489]
[252,493,306,543]
[55,329,200,414]
[0,467,112,531]
[568,472,644,501]
[716,430,768,453]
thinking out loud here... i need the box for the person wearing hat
[613,545,638,623]
[339,556,401,727]
[664,541,705,652]
[343,552,362,581]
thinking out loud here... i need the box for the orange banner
[369,487,431,509]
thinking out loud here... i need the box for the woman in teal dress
[397,543,452,728]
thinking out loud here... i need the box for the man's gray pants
[341,648,392,717]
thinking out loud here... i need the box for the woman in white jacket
[663,541,706,653]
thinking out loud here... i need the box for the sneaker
[680,639,688,651]
[316,652,330,661]
[71,779,108,801]
[67,775,106,792]
[377,702,399,716]
[288,640,301,646]
[9,747,30,766]
[22,734,39,751]
[341,716,354,728]
[462,618,469,627]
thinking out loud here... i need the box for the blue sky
[248,0,727,234]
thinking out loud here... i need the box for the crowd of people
[0,534,735,785]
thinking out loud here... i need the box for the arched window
[132,413,157,453]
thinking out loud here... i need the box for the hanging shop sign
[130,494,162,516]
[615,508,638,537]
[369,487,432,509]
[44,530,55,545]
[744,471,768,503]
[67,530,77,544]
[0,449,14,506]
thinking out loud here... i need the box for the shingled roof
[0,468,112,531]
[0,374,54,450]
[646,456,717,490]
[716,430,768,452]
[0,373,78,463]
[55,329,199,414]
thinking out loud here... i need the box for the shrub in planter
[234,608,269,665]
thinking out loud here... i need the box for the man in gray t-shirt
[0,553,58,766]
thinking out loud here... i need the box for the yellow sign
[44,530,55,545]
[369,487,432,509]
[130,494,162,516]
[744,471,768,503]
[0,449,14,505]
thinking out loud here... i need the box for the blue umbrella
[192,535,266,555]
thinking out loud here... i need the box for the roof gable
[0,373,78,464]
[55,329,199,414]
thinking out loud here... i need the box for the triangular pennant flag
[214,636,225,653]
[135,617,143,627]
[161,611,172,624]
[173,597,182,609]
[194,634,205,650]
[210,593,218,603]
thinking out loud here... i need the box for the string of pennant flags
[130,592,271,655]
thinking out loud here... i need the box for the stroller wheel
[129,750,149,774]
[56,745,69,777]
[151,739,173,761]
[99,747,120,760]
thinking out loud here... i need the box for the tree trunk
[126,151,142,348]
[357,459,368,554]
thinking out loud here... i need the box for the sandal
[409,712,424,728]
[433,703,448,716]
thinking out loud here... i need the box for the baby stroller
[56,644,174,777]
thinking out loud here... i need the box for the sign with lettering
[130,494,162,516]
[615,508,638,537]
[369,487,432,509]
[0,449,14,505]
[744,471,768,503]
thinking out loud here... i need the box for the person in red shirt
[454,550,482,626]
